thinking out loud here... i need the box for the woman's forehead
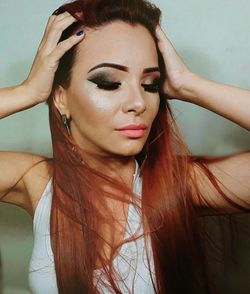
[74,21,158,73]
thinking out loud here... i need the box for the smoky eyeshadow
[86,72,161,88]
[87,72,117,84]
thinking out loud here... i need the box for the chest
[92,199,157,293]
[94,200,131,270]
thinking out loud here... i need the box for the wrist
[178,72,203,103]
[20,80,41,105]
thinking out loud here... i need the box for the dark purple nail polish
[76,30,84,36]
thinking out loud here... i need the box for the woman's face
[55,21,160,157]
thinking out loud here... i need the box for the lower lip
[117,129,146,138]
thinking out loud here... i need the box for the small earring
[61,114,71,136]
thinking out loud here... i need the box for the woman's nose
[122,86,146,115]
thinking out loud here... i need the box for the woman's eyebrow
[87,62,160,74]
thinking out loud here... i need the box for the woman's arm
[192,151,250,215]
[0,11,84,119]
[0,84,39,119]
[155,25,250,130]
[177,73,250,131]
[155,25,250,214]
[0,12,84,213]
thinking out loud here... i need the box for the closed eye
[141,83,160,93]
[90,82,160,93]
[96,81,121,90]
[87,76,160,92]
[87,76,121,91]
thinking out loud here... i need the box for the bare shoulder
[0,151,54,217]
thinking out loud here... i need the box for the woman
[0,0,250,293]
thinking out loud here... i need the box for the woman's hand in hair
[23,12,85,104]
[155,25,250,130]
[155,25,192,101]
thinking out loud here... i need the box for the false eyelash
[96,81,121,90]
[141,83,159,93]
[96,82,160,92]
[88,73,161,92]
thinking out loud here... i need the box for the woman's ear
[53,85,70,119]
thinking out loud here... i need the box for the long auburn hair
[38,0,250,293]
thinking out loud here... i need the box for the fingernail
[76,30,84,36]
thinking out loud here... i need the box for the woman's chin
[111,144,144,157]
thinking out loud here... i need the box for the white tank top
[28,160,156,293]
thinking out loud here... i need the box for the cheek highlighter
[80,83,118,117]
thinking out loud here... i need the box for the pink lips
[116,124,147,138]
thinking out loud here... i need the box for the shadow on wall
[170,99,250,156]
[178,48,216,79]
[223,126,250,150]
[0,203,33,293]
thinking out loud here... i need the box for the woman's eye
[87,76,121,91]
[87,76,160,92]
[96,81,121,91]
[141,82,160,93]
